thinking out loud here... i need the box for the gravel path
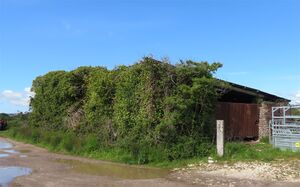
[170,160,300,186]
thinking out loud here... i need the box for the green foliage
[291,108,300,115]
[30,71,74,130]
[83,134,101,152]
[1,112,29,129]
[50,135,63,148]
[260,136,270,144]
[3,126,300,169]
[30,67,94,130]
[220,141,300,162]
[83,67,115,141]
[28,57,223,163]
[0,113,10,120]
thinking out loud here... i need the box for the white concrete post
[217,120,224,157]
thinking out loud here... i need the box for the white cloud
[0,87,35,107]
[294,91,300,104]
[24,87,35,97]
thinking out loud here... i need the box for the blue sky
[0,0,299,113]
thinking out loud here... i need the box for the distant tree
[0,113,10,120]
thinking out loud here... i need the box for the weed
[2,126,300,169]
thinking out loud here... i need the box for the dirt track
[1,137,300,187]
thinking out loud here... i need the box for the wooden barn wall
[216,102,259,139]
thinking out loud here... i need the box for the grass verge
[1,125,300,169]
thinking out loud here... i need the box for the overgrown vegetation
[291,108,300,116]
[221,140,300,162]
[0,113,10,120]
[10,57,221,164]
[2,123,300,168]
[3,57,299,167]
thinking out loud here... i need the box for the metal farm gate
[216,102,259,140]
[270,106,300,151]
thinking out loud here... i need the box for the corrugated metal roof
[218,79,290,102]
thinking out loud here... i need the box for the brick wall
[258,102,289,139]
[258,103,273,139]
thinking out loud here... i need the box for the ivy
[29,57,222,162]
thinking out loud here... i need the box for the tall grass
[2,124,300,168]
[1,126,174,166]
[220,141,300,162]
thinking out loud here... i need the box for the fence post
[217,120,224,157]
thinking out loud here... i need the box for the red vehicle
[0,119,7,130]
